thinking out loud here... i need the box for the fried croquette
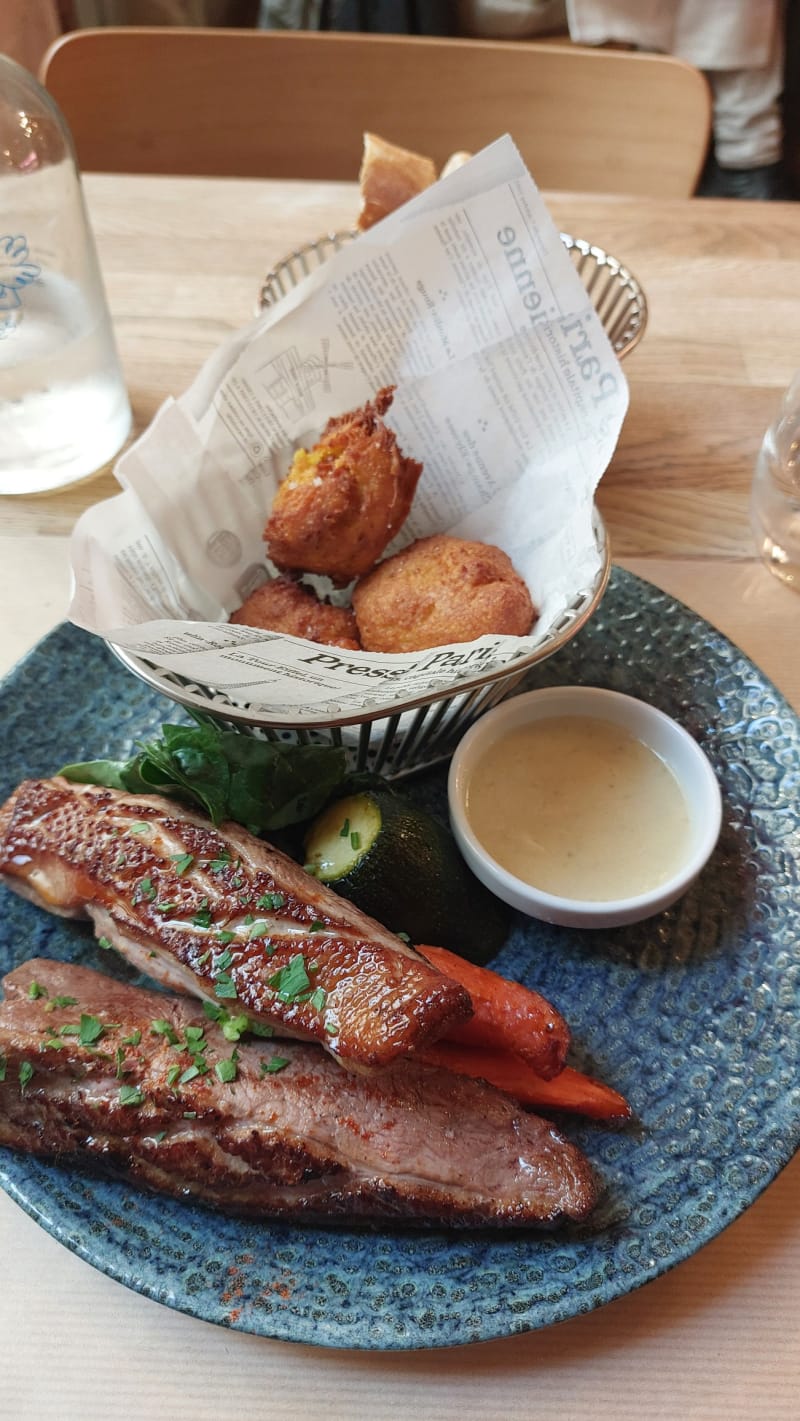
[352,535,536,653]
[263,387,422,586]
[230,576,361,651]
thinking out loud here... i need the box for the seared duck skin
[0,778,471,1070]
[0,960,597,1226]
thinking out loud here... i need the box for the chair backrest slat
[40,27,711,197]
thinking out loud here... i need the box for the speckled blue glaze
[1,567,799,1350]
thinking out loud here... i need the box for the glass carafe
[0,53,131,495]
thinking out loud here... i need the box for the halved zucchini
[303,786,509,964]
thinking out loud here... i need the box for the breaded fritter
[263,387,422,586]
[230,576,361,651]
[352,535,536,653]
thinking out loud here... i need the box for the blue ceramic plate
[1,567,799,1350]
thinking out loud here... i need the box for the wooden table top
[1,174,799,1420]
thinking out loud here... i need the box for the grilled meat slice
[0,960,597,1226]
[0,778,471,1070]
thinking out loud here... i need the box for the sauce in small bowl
[448,686,722,929]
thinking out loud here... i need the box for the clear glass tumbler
[0,54,132,495]
[750,372,800,592]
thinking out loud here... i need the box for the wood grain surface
[1,175,798,1420]
[41,29,710,195]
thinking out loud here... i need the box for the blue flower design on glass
[0,234,42,336]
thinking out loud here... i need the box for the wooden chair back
[41,26,711,196]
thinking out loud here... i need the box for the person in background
[458,0,792,199]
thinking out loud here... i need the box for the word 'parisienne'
[497,226,618,407]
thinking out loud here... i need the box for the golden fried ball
[352,535,536,653]
[263,387,422,586]
[230,576,361,651]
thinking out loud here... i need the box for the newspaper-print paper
[69,135,629,722]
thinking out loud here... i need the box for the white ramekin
[448,685,722,929]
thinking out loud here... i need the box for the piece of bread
[439,150,473,179]
[357,132,438,231]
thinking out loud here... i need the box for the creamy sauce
[465,715,691,901]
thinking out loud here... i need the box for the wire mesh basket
[258,230,648,359]
[112,227,639,777]
[111,510,611,779]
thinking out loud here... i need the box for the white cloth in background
[457,0,568,38]
[566,0,785,169]
[458,0,785,169]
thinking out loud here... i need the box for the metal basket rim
[108,514,611,732]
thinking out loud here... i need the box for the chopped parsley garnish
[214,948,234,973]
[151,1019,180,1046]
[0,1053,6,1082]
[256,892,284,911]
[309,920,326,933]
[196,948,211,968]
[152,1131,167,1143]
[183,1111,197,1119]
[248,921,271,941]
[261,1056,289,1075]
[121,1029,142,1047]
[128,822,151,836]
[350,831,361,851]
[134,877,157,904]
[41,1037,65,1051]
[97,936,113,951]
[169,852,194,875]
[166,1065,181,1088]
[192,905,213,929]
[58,1023,82,1037]
[115,1047,125,1079]
[214,1055,238,1084]
[268,953,310,1003]
[183,1025,205,1049]
[214,972,237,1000]
[339,817,350,839]
[45,994,78,1012]
[207,853,232,873]
[221,1013,249,1043]
[113,852,127,869]
[79,1014,106,1047]
[18,1061,34,1091]
[202,1004,272,1040]
[216,930,235,945]
[155,901,177,916]
[179,1064,202,1084]
[396,931,411,944]
[119,1084,144,1106]
[27,981,47,1000]
[309,987,327,1013]
[248,1020,274,1039]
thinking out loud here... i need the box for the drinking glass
[0,54,131,495]
[750,372,800,592]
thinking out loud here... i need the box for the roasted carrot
[418,943,569,1079]
[419,1043,632,1121]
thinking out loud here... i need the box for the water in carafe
[0,54,131,494]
